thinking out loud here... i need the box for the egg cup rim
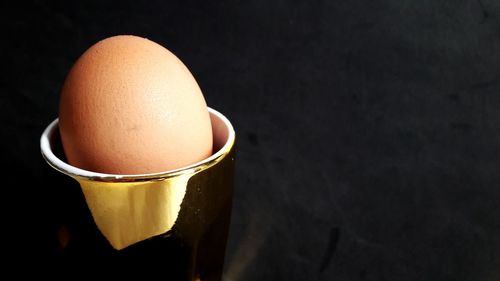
[40,107,235,182]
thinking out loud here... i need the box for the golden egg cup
[41,107,235,280]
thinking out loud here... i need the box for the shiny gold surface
[41,109,236,252]
[77,174,190,250]
[73,132,234,250]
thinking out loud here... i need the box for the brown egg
[59,35,212,174]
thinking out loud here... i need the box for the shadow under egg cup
[40,107,235,280]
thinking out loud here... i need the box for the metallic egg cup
[40,108,235,280]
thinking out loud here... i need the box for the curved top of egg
[58,35,213,174]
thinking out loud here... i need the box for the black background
[4,0,500,279]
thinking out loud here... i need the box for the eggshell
[59,35,212,174]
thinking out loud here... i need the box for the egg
[58,35,213,174]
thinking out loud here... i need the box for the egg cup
[41,107,235,280]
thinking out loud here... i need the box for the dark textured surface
[4,0,500,279]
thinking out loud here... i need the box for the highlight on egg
[58,35,213,174]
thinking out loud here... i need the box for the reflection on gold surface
[77,174,191,250]
[57,225,70,249]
